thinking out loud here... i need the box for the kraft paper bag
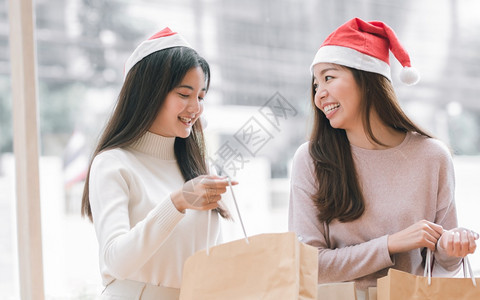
[366,287,377,300]
[377,268,480,299]
[317,282,357,300]
[299,237,319,300]
[179,232,318,300]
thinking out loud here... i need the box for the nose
[314,86,327,105]
[317,86,327,99]
[187,98,201,114]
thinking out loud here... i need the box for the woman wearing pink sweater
[288,18,478,291]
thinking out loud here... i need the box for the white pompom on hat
[311,18,420,85]
[124,27,192,80]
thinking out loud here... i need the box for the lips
[323,103,340,114]
[179,116,195,126]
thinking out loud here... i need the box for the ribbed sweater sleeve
[89,151,184,280]
[429,139,462,271]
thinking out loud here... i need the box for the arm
[434,145,477,265]
[89,153,184,279]
[289,183,394,283]
[431,144,464,271]
[288,144,394,283]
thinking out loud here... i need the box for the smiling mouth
[179,116,193,125]
[323,103,340,114]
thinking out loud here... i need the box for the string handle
[423,248,433,285]
[464,253,477,287]
[206,209,212,255]
[424,248,476,286]
[206,177,249,256]
[227,177,249,244]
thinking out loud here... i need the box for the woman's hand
[171,175,238,213]
[437,227,478,257]
[388,220,444,254]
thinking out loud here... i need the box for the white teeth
[324,104,340,113]
[179,117,192,123]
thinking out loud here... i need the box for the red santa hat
[311,18,420,85]
[124,27,192,79]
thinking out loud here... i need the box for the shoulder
[408,132,452,161]
[93,148,129,163]
[293,141,311,162]
[91,148,136,173]
[291,141,315,179]
[292,141,312,167]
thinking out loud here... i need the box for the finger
[201,177,229,187]
[204,189,211,205]
[216,186,227,195]
[453,232,461,255]
[469,234,477,254]
[211,175,239,185]
[428,232,442,243]
[419,220,442,239]
[205,182,232,194]
[204,188,222,202]
[423,224,442,241]
[422,230,438,251]
[426,239,437,252]
[446,231,455,255]
[197,175,223,187]
[203,174,225,180]
[473,231,480,240]
[467,231,477,254]
[425,233,440,251]
[205,186,226,198]
[429,222,444,236]
[461,230,469,256]
[209,194,222,203]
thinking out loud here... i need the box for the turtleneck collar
[129,131,176,160]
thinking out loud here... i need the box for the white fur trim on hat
[124,34,191,79]
[310,45,391,81]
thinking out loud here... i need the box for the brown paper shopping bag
[179,179,318,299]
[179,232,318,300]
[366,287,377,300]
[377,250,479,300]
[317,282,357,300]
[377,268,479,299]
[299,235,319,299]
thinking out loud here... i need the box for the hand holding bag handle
[180,177,319,300]
[424,248,477,286]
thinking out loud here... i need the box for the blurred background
[1,0,479,298]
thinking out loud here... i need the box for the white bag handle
[463,252,477,287]
[424,248,477,286]
[206,177,249,255]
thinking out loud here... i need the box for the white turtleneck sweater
[89,131,220,288]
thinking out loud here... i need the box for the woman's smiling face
[149,66,206,138]
[313,63,363,132]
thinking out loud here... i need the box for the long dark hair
[81,46,228,221]
[309,67,432,224]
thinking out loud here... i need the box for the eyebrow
[313,67,338,80]
[176,85,207,91]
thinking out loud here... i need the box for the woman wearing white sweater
[81,28,234,299]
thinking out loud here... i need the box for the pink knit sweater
[288,132,462,290]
